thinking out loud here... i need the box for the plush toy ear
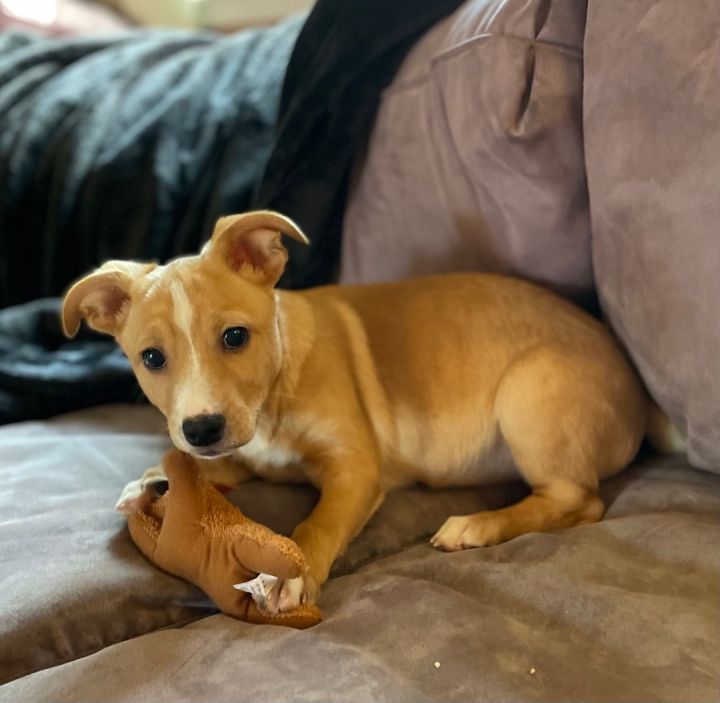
[62,261,155,337]
[205,210,309,286]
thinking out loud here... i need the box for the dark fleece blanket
[0,19,302,310]
[0,0,465,424]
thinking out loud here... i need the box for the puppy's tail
[646,402,687,455]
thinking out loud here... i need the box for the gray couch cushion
[2,412,718,702]
[584,0,720,470]
[341,0,592,305]
[0,405,520,684]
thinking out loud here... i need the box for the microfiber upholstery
[0,405,523,685]
[341,0,593,306]
[1,405,719,702]
[584,0,720,471]
[2,1,719,699]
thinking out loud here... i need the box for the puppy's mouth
[193,444,242,460]
[191,432,256,459]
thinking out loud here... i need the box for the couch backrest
[341,0,591,305]
[585,0,720,471]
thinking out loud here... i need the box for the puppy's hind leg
[432,345,646,551]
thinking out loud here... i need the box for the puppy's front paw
[430,513,505,551]
[260,575,318,615]
[115,467,168,516]
[115,478,151,515]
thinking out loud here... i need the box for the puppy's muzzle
[182,413,226,447]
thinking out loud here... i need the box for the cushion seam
[385,33,582,97]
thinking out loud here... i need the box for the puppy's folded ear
[62,261,155,337]
[205,210,309,287]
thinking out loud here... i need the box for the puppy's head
[62,211,308,458]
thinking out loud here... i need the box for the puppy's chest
[234,431,305,483]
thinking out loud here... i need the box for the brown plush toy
[127,449,323,629]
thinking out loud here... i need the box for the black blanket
[0,18,303,309]
[0,0,464,424]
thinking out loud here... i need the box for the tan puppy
[62,211,673,613]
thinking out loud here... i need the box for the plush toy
[127,449,323,629]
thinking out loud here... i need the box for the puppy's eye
[222,326,249,350]
[141,348,166,371]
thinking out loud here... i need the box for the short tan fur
[63,211,658,613]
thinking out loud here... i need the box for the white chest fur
[234,431,305,482]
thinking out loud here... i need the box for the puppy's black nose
[182,414,225,447]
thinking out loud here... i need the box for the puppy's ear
[205,210,309,287]
[62,261,155,337]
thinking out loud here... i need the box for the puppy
[62,210,679,613]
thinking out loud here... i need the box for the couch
[1,0,719,701]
